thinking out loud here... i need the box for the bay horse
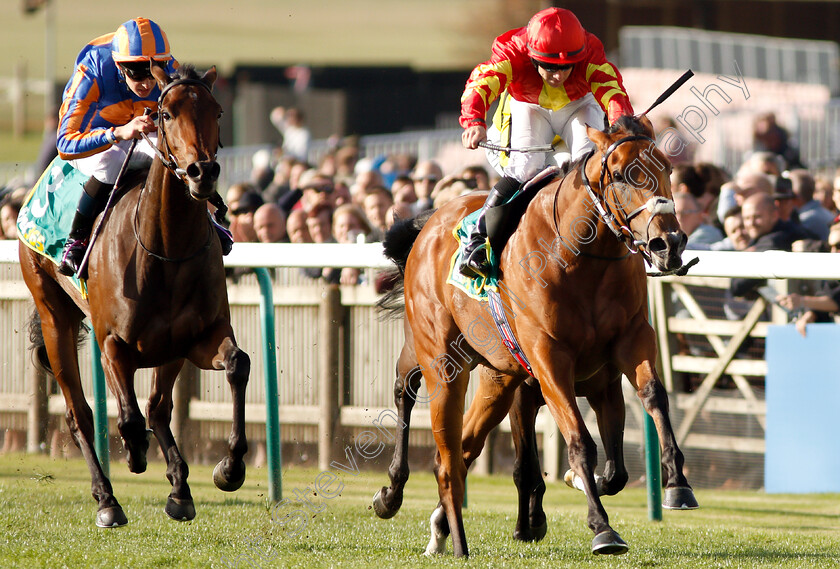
[373,115,697,556]
[19,65,249,528]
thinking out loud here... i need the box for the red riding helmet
[526,8,586,65]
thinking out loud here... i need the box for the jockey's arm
[462,125,487,150]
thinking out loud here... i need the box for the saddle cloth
[17,157,89,291]
[446,166,561,301]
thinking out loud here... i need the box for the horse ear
[202,66,218,89]
[151,64,170,90]
[586,123,611,151]
[637,114,655,137]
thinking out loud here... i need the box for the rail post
[254,268,282,501]
[90,332,109,477]
[318,284,341,472]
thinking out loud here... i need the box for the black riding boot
[459,176,521,278]
[57,177,112,276]
[208,191,234,256]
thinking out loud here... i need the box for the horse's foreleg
[147,359,196,521]
[373,342,422,519]
[509,377,547,542]
[534,350,628,555]
[617,324,698,510]
[191,333,249,492]
[100,335,148,474]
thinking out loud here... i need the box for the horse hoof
[513,520,547,542]
[591,530,629,555]
[213,458,246,492]
[372,487,401,519]
[165,497,196,521]
[96,506,128,528]
[663,486,699,510]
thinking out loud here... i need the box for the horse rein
[133,77,218,263]
[578,135,675,264]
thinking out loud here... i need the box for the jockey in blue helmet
[56,18,177,275]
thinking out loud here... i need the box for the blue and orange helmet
[111,18,171,63]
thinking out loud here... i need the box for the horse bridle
[578,134,675,264]
[141,77,220,181]
[133,77,219,263]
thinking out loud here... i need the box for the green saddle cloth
[17,156,87,288]
[446,209,501,301]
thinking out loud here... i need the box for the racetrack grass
[0,453,838,568]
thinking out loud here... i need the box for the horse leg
[420,345,471,558]
[426,367,525,555]
[373,338,422,519]
[534,350,628,555]
[189,332,250,492]
[21,264,126,527]
[509,377,548,542]
[147,359,196,521]
[616,322,698,510]
[567,366,629,497]
[99,335,149,474]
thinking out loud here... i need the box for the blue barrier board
[765,323,840,493]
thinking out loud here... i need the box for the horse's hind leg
[373,338,422,519]
[147,359,195,521]
[565,366,629,497]
[21,260,126,527]
[426,367,524,555]
[190,332,250,492]
[509,377,548,542]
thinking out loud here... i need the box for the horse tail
[375,209,435,320]
[27,308,90,373]
[27,309,51,372]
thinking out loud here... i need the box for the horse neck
[137,159,208,255]
[519,172,630,272]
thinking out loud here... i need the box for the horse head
[584,115,686,272]
[151,65,223,200]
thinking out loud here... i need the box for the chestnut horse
[373,115,697,556]
[19,65,249,528]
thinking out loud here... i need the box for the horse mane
[173,64,200,80]
[606,114,647,136]
[375,209,436,319]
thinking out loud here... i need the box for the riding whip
[76,108,152,278]
[479,141,555,154]
[637,70,694,118]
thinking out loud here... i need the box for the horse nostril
[648,237,667,253]
[186,162,202,180]
[209,161,220,181]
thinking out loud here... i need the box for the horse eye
[613,171,624,183]
[161,111,171,121]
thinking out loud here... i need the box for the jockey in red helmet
[56,18,179,276]
[458,8,634,278]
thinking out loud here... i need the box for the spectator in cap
[229,191,264,243]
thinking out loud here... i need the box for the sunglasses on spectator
[120,61,159,81]
[231,207,256,216]
[304,184,333,193]
[534,61,574,73]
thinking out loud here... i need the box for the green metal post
[90,332,109,478]
[645,296,663,521]
[254,268,282,501]
[643,411,662,521]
